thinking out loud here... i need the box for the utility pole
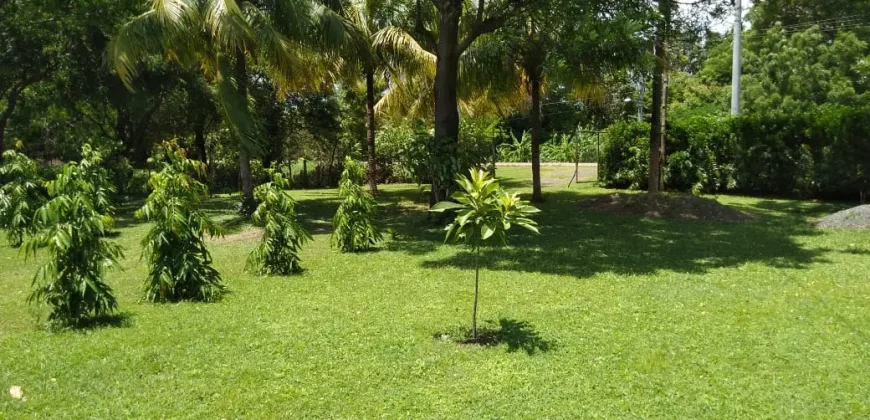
[730,0,742,115]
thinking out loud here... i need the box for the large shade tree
[462,0,649,201]
[380,0,539,203]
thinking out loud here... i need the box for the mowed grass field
[2,166,869,418]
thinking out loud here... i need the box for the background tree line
[4,0,868,204]
[601,0,870,200]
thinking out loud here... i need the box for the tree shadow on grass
[728,198,851,220]
[293,186,443,239]
[434,318,555,355]
[50,312,134,333]
[417,191,829,278]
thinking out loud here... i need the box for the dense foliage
[247,169,312,275]
[0,147,46,246]
[137,142,223,302]
[431,169,539,339]
[331,157,382,252]
[498,127,600,163]
[600,16,870,199]
[23,145,123,326]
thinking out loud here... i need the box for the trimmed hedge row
[600,106,870,198]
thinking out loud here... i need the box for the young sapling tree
[431,169,540,339]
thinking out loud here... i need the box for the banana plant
[431,168,540,340]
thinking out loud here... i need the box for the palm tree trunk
[365,69,379,196]
[649,0,672,194]
[235,47,255,210]
[529,70,544,202]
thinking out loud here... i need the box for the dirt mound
[815,205,870,230]
[579,193,757,223]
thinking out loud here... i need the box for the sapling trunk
[472,243,480,339]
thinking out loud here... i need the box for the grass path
[1,171,869,418]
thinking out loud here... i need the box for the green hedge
[599,106,870,198]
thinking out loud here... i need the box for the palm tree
[325,0,404,195]
[110,0,343,210]
[461,0,647,201]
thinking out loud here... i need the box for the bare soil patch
[579,193,757,223]
[210,228,263,243]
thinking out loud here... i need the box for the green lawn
[2,167,870,418]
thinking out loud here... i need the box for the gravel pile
[815,205,870,230]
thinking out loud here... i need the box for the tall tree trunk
[0,84,28,151]
[431,0,462,205]
[649,0,671,194]
[235,47,255,210]
[365,69,379,196]
[129,96,165,164]
[194,115,208,165]
[529,69,544,202]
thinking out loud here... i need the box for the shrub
[377,119,496,184]
[497,131,532,162]
[431,169,539,340]
[0,148,46,247]
[599,121,650,190]
[541,133,575,163]
[732,113,816,196]
[541,129,599,163]
[247,169,312,275]
[331,157,382,252]
[23,147,124,327]
[126,169,152,197]
[376,123,427,183]
[137,142,224,302]
[665,115,736,194]
[813,105,870,198]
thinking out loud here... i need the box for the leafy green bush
[601,117,736,194]
[541,129,599,163]
[599,121,650,190]
[377,119,496,185]
[376,123,427,183]
[431,169,539,340]
[24,146,124,327]
[541,134,575,163]
[498,131,532,162]
[732,113,817,196]
[665,115,736,194]
[331,157,382,252]
[126,169,152,197]
[137,142,224,302]
[247,169,312,275]
[0,148,46,247]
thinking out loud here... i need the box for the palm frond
[205,0,255,51]
[215,54,263,155]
